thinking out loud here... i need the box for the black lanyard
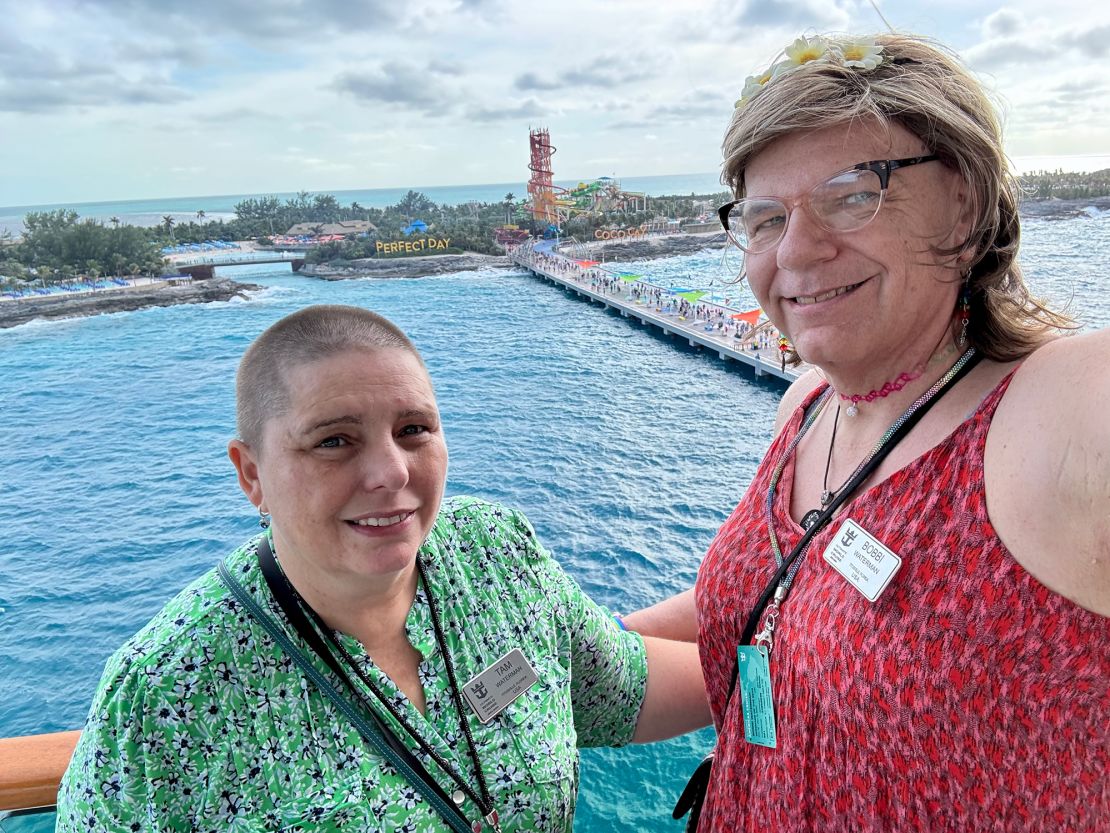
[256,537,501,833]
[674,350,982,828]
[731,351,983,705]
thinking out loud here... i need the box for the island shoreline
[0,277,262,330]
[4,194,1105,328]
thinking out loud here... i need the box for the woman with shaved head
[58,304,709,832]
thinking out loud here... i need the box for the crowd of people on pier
[508,241,786,356]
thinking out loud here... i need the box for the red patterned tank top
[695,373,1109,832]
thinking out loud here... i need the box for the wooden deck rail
[0,730,80,812]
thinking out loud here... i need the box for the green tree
[311,194,341,222]
[162,215,176,240]
[15,209,163,282]
[397,191,436,218]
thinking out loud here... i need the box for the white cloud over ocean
[1,0,1107,205]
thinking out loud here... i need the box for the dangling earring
[778,335,791,372]
[258,507,271,529]
[957,273,971,348]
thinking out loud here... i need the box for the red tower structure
[527,128,560,226]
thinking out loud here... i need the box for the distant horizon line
[1,170,727,214]
[5,153,1109,213]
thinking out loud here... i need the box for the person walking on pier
[626,31,1109,833]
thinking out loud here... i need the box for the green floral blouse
[57,497,647,832]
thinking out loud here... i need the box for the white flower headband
[735,35,887,109]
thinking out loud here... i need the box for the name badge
[461,648,538,723]
[822,518,902,602]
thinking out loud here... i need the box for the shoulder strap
[217,556,473,833]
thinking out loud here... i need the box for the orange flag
[730,308,762,326]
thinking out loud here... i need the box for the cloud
[650,99,725,120]
[1051,78,1107,99]
[964,37,1043,70]
[606,88,728,130]
[194,107,271,124]
[0,70,184,114]
[0,20,191,113]
[333,61,456,113]
[982,9,1025,39]
[0,0,412,116]
[514,72,561,92]
[725,0,846,31]
[968,23,1110,71]
[606,119,653,130]
[467,97,547,122]
[87,0,404,41]
[1061,24,1110,59]
[514,55,656,91]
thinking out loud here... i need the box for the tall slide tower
[527,128,560,227]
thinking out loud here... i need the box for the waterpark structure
[525,128,650,230]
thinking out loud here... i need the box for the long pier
[507,243,804,384]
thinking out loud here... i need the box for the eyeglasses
[717,155,940,254]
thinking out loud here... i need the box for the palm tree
[162,215,176,241]
[109,216,121,228]
[196,209,206,222]
[503,193,516,224]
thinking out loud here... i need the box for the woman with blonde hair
[629,32,1109,832]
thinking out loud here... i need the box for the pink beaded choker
[840,371,920,416]
[837,343,957,417]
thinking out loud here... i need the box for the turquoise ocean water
[0,208,1107,831]
[0,173,728,237]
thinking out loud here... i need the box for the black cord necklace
[819,403,856,508]
[272,550,501,832]
[801,403,852,530]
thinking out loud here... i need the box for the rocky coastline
[297,236,723,281]
[300,252,511,280]
[0,277,261,330]
[578,230,727,261]
[1018,194,1110,218]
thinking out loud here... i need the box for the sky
[2,0,1108,207]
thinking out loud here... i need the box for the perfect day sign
[376,237,452,256]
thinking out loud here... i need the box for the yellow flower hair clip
[734,35,887,109]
